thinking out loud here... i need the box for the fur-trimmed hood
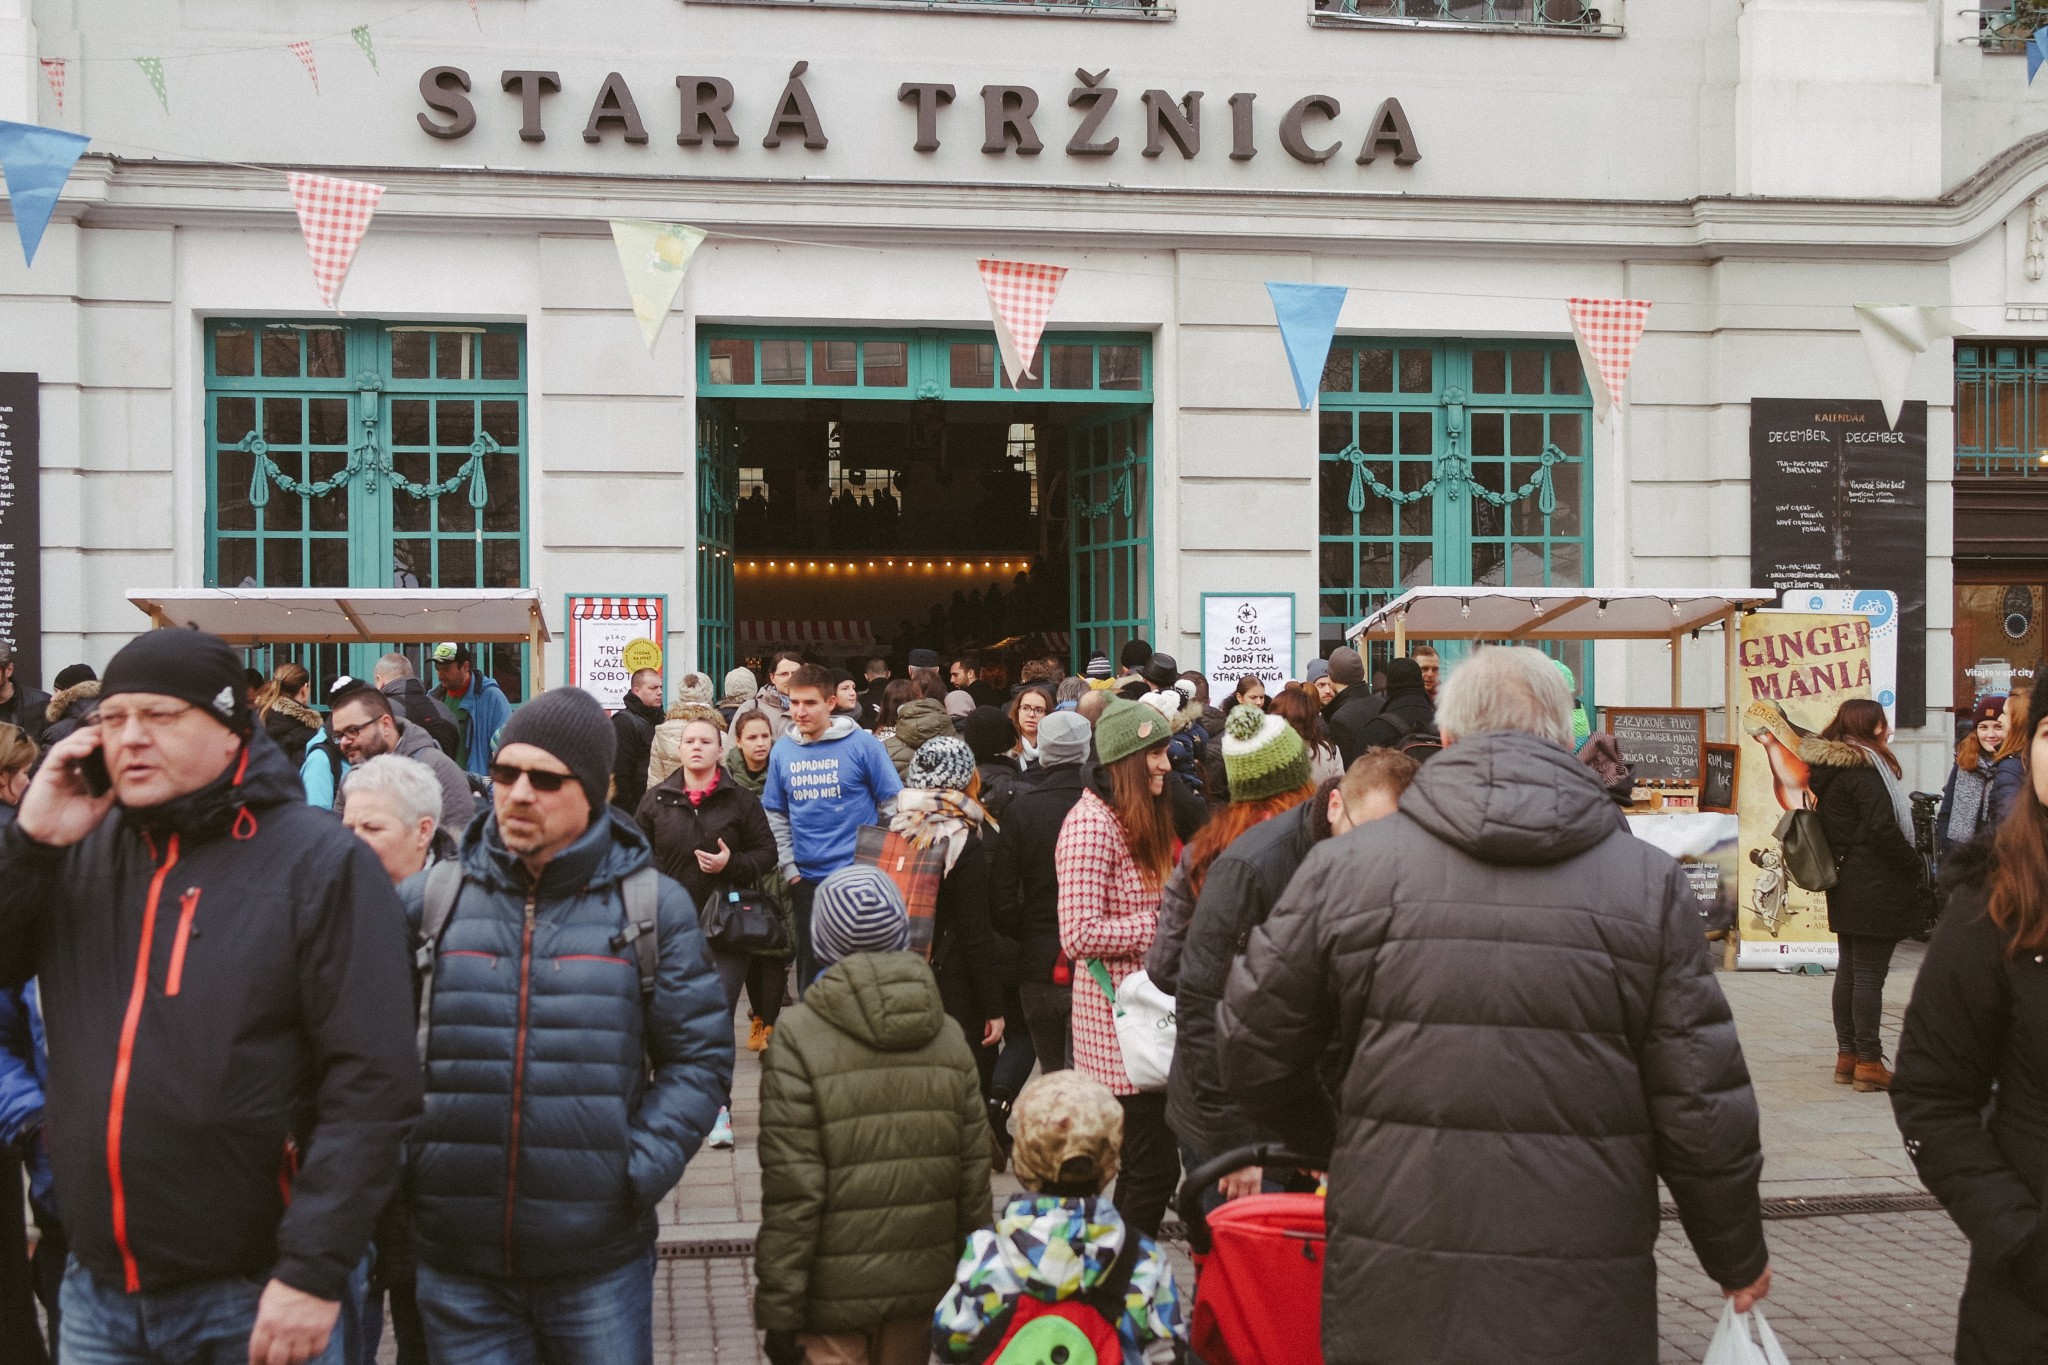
[46,679,98,724]
[265,695,323,734]
[1798,736,1871,769]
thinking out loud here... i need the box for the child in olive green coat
[754,866,992,1365]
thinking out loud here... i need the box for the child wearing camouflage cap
[932,1070,1185,1364]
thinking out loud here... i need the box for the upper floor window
[1311,0,1621,36]
[688,0,1172,17]
[1967,6,2038,54]
[1956,343,2048,476]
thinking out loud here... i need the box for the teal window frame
[203,318,531,695]
[699,327,1151,404]
[1318,336,1594,678]
[1955,342,2048,476]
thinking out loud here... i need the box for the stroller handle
[1176,1144,1328,1256]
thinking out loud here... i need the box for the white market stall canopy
[1348,587,1781,738]
[1349,587,1779,644]
[127,588,551,664]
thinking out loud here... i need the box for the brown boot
[1853,1059,1892,1093]
[1834,1051,1857,1085]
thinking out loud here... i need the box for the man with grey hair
[1219,644,1771,1365]
[372,651,461,761]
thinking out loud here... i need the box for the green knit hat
[1094,697,1171,767]
[1221,704,1312,802]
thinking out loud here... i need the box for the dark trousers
[1017,979,1072,1073]
[0,1148,48,1364]
[1114,1093,1180,1240]
[1832,932,1901,1061]
[745,956,787,1027]
[791,879,820,997]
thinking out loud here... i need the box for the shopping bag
[852,824,944,958]
[1703,1300,1789,1365]
[1083,961,1176,1092]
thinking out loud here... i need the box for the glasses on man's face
[97,703,197,735]
[489,762,574,794]
[333,718,383,746]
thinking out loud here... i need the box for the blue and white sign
[1787,589,1898,725]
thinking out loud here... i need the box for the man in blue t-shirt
[762,663,902,994]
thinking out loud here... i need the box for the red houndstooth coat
[1054,788,1165,1098]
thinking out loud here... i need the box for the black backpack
[396,691,463,762]
[1378,712,1443,762]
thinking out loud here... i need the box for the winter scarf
[1945,762,1993,845]
[1851,741,1916,843]
[888,787,993,876]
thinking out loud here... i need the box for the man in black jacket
[0,628,420,1365]
[1321,646,1384,769]
[1220,646,1769,1365]
[610,667,665,816]
[1352,657,1435,754]
[373,652,461,761]
[0,641,51,746]
[987,710,1093,1072]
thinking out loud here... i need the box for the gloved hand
[763,1329,805,1365]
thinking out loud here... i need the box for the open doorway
[695,330,1152,685]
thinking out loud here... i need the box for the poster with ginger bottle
[1734,611,1872,971]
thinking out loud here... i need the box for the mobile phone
[75,747,111,798]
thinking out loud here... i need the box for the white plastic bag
[1703,1300,1789,1365]
[1084,961,1176,1092]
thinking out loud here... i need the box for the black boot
[986,1086,1016,1173]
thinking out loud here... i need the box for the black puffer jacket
[1353,679,1434,754]
[41,678,99,749]
[1169,801,1317,1162]
[403,809,734,1280]
[1892,842,2048,1363]
[263,696,323,768]
[635,767,778,914]
[1219,731,1767,1365]
[0,727,421,1301]
[988,763,1090,984]
[611,693,664,816]
[1322,682,1384,770]
[1805,737,1924,940]
[931,828,1005,1031]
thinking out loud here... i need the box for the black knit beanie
[495,686,616,816]
[101,629,251,735]
[962,705,1017,764]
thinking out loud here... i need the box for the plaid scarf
[889,787,995,875]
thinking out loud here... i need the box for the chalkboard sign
[1604,707,1707,784]
[1701,743,1739,813]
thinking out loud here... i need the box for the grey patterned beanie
[811,866,910,967]
[907,734,976,791]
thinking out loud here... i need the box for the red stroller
[1175,1145,1327,1365]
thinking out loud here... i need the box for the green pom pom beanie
[1221,703,1312,803]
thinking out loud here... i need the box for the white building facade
[3,0,2044,777]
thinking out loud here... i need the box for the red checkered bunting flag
[289,42,320,94]
[1566,296,1651,422]
[286,172,385,313]
[39,59,65,112]
[977,258,1068,387]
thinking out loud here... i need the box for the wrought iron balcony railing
[1311,0,1621,36]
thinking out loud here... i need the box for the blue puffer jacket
[0,978,50,1208]
[402,807,734,1280]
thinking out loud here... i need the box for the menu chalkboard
[0,376,40,690]
[1605,707,1707,784]
[1701,743,1739,813]
[1749,398,1925,728]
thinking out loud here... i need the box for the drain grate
[658,1238,758,1261]
[1661,1191,1942,1223]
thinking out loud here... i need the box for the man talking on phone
[0,629,421,1365]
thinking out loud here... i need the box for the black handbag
[1774,807,1839,893]
[701,888,789,955]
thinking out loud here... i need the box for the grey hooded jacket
[1218,730,1767,1365]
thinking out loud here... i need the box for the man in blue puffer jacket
[402,687,733,1365]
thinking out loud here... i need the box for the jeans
[1114,1093,1181,1240]
[1832,933,1901,1062]
[59,1256,351,1365]
[1016,979,1072,1073]
[791,880,820,997]
[416,1249,654,1365]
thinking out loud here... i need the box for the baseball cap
[431,642,471,666]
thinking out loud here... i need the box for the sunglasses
[489,762,574,794]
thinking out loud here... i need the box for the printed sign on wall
[1780,589,1898,727]
[567,595,665,712]
[0,375,41,689]
[1202,595,1294,707]
[1734,611,1873,971]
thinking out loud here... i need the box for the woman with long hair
[874,678,916,742]
[1054,698,1181,1236]
[1939,695,2007,855]
[1988,689,2033,827]
[1007,685,1053,770]
[1268,684,1344,784]
[253,661,320,763]
[720,709,796,1055]
[1893,675,2048,1361]
[1805,697,1924,1092]
[1232,674,1268,712]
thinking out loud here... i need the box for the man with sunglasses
[0,628,421,1365]
[402,685,732,1365]
[328,685,477,846]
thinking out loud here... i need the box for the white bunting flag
[1853,304,1974,429]
[977,259,1068,386]
[609,219,707,352]
[1565,297,1653,424]
[289,41,320,95]
[286,172,385,313]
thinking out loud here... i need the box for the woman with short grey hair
[341,753,444,884]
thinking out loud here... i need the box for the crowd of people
[0,623,2036,1365]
